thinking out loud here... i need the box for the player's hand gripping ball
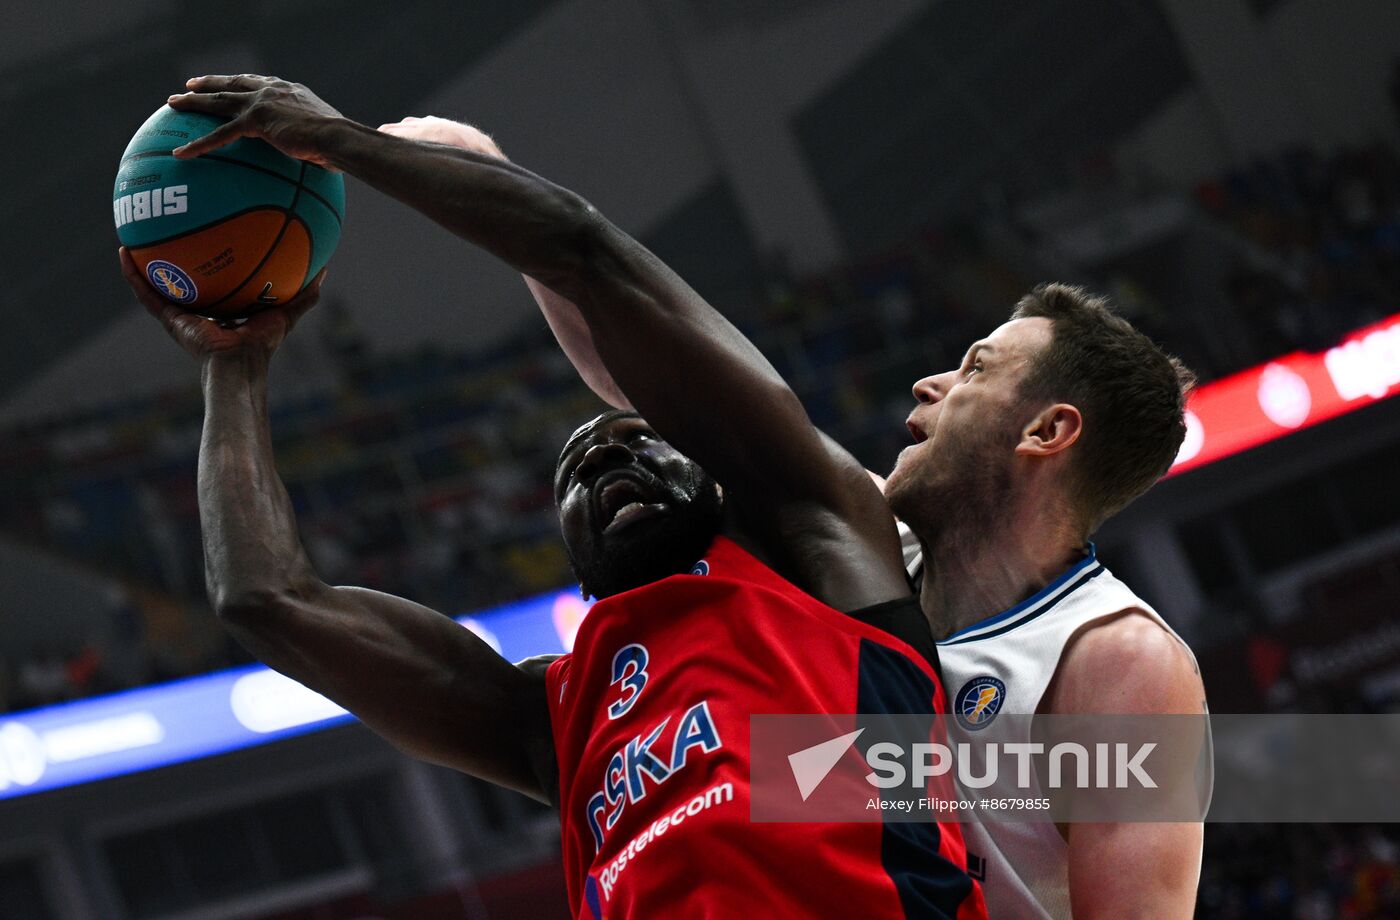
[113,104,344,319]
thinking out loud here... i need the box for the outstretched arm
[170,76,908,609]
[376,117,631,411]
[123,250,555,801]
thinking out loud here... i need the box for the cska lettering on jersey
[113,185,187,229]
[581,642,727,852]
[584,699,723,851]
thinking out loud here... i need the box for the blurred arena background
[3,0,1400,916]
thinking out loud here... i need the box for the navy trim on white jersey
[937,546,1103,646]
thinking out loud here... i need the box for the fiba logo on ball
[145,260,198,305]
[954,676,1006,732]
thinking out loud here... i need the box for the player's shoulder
[516,653,564,682]
[1066,608,1186,660]
[1049,609,1203,716]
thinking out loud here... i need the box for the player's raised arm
[120,248,555,802]
[169,76,907,609]
[376,116,632,412]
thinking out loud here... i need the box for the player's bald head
[553,409,723,599]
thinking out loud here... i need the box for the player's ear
[1015,403,1081,457]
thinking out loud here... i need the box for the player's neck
[918,517,1086,641]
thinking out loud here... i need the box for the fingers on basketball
[171,116,248,158]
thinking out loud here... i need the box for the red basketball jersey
[545,537,987,919]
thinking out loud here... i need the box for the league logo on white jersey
[954,676,1006,732]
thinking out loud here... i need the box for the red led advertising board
[1169,311,1400,477]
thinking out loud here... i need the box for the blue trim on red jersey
[856,639,975,919]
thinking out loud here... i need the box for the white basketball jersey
[900,524,1199,920]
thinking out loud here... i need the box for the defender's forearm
[198,352,317,612]
[313,120,767,425]
[321,119,604,299]
[524,275,633,410]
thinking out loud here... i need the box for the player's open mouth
[595,474,669,534]
[603,501,668,534]
[906,417,928,443]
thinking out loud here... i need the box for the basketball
[113,105,344,318]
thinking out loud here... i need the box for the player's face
[555,413,723,599]
[885,318,1052,537]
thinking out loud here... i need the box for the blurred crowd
[1206,142,1400,363]
[1199,825,1400,919]
[2,643,107,713]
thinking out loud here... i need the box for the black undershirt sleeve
[845,595,944,687]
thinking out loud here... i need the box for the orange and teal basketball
[113,105,344,318]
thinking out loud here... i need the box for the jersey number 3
[607,644,650,720]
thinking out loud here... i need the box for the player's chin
[882,460,924,517]
[884,458,904,487]
[886,448,920,491]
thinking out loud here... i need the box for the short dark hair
[1011,283,1196,532]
